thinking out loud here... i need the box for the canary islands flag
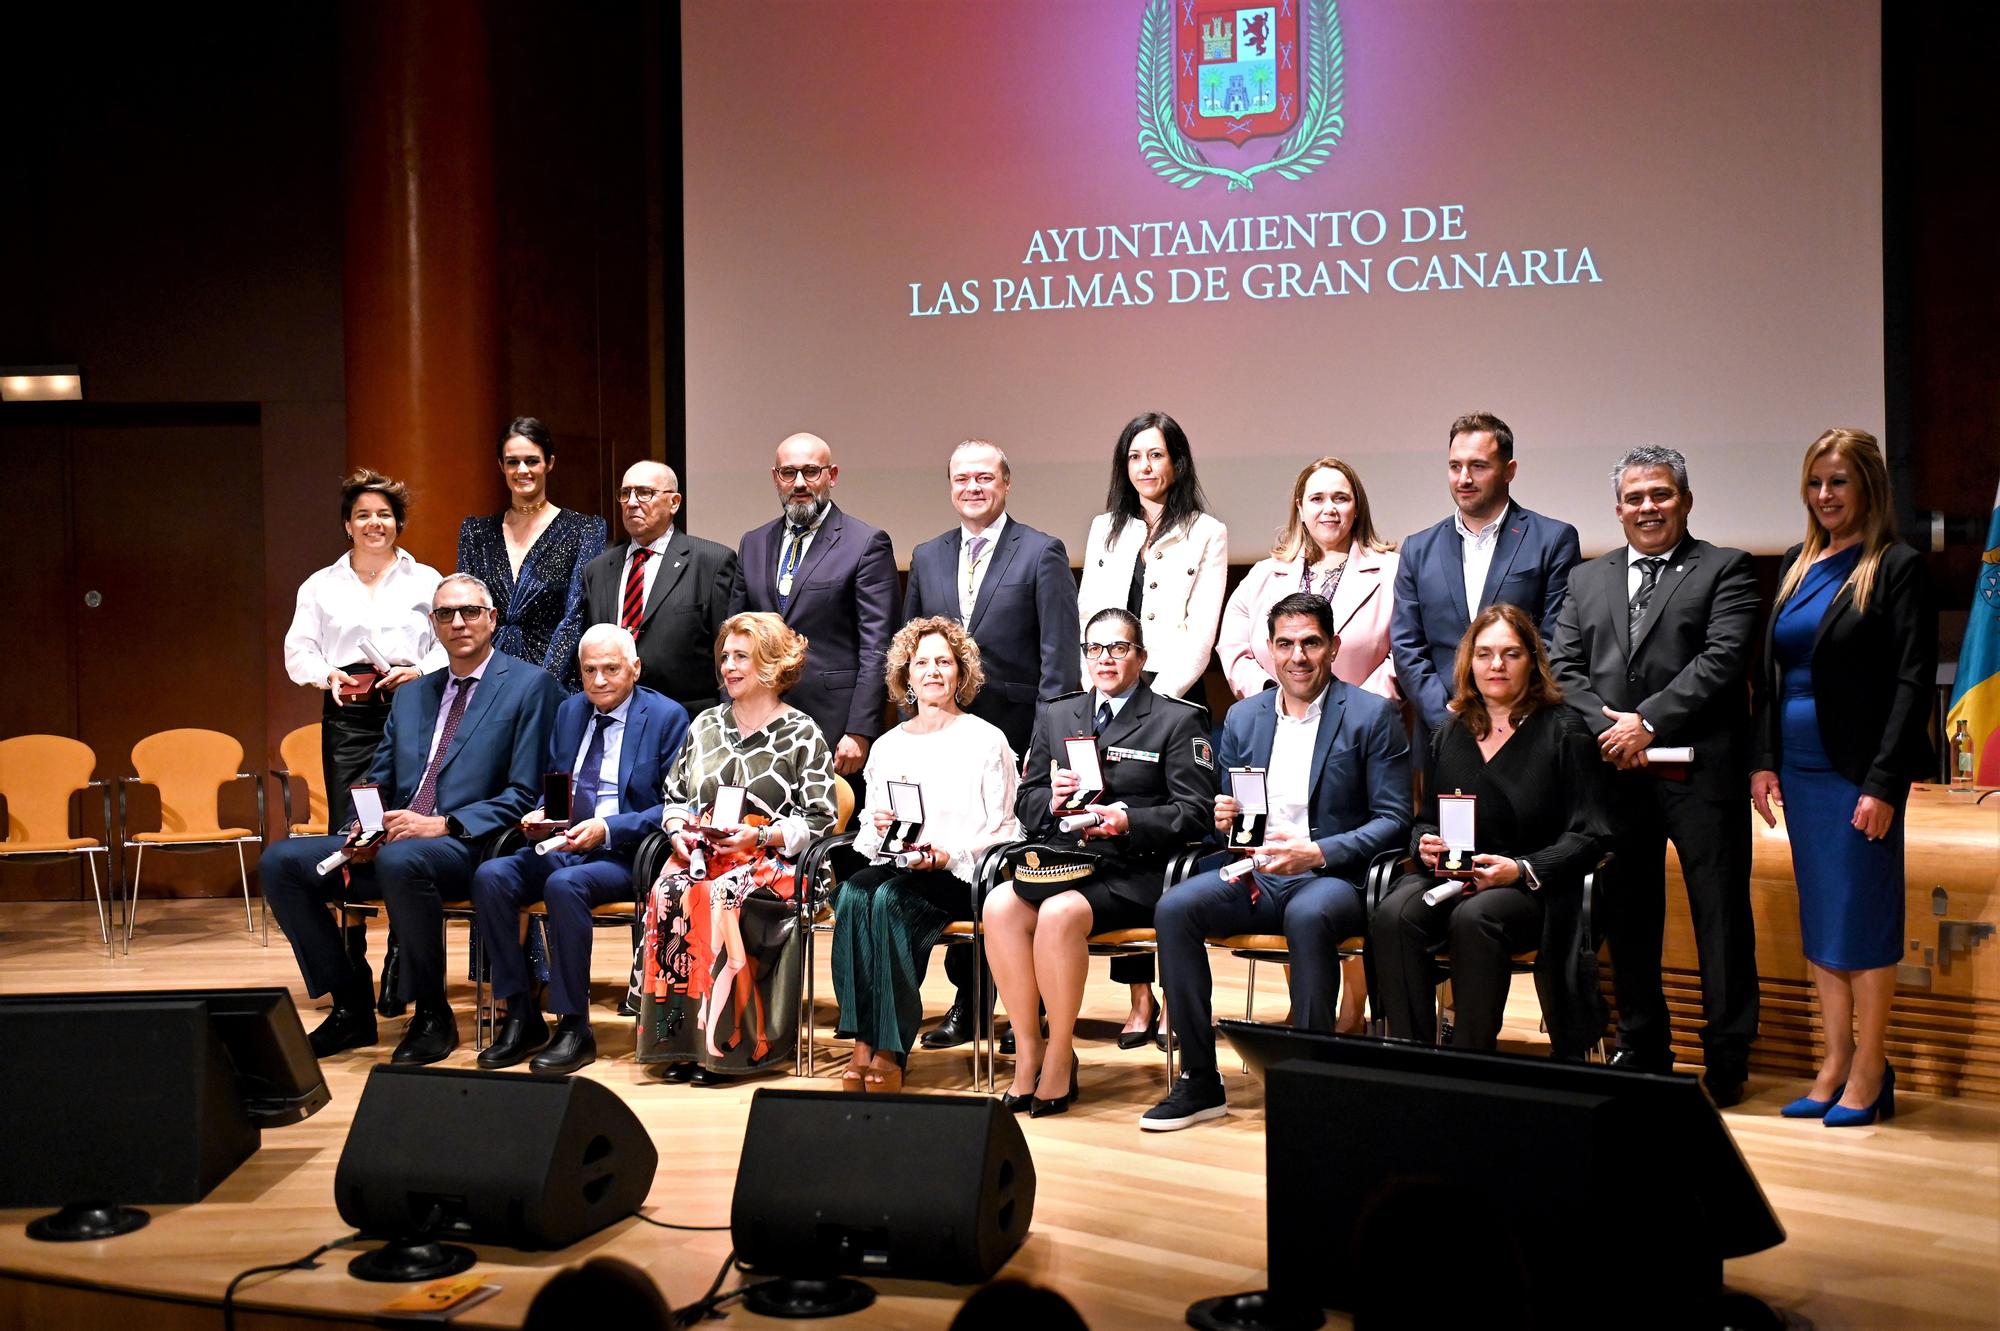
[1945,480,2000,785]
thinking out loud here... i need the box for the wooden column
[340,0,501,571]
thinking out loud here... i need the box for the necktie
[1629,557,1665,645]
[620,548,652,631]
[570,712,614,824]
[1094,700,1112,735]
[961,534,989,618]
[776,524,809,611]
[409,677,472,817]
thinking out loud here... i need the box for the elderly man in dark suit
[1551,445,1761,1104]
[902,439,1083,1050]
[470,623,690,1075]
[261,572,561,1065]
[1145,592,1411,1131]
[581,460,744,722]
[738,431,898,779]
[1390,411,1583,731]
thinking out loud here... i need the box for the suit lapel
[930,531,962,622]
[1602,548,1633,664]
[438,654,507,777]
[1306,683,1347,807]
[748,521,782,610]
[615,694,647,799]
[967,523,1023,632]
[1098,682,1151,751]
[1330,552,1382,637]
[641,530,692,628]
[784,507,843,619]
[1477,506,1528,611]
[1438,523,1471,625]
[1629,541,1698,657]
[1246,689,1280,767]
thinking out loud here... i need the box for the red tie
[621,548,653,631]
[410,677,472,817]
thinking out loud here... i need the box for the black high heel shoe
[1116,1005,1162,1051]
[1029,1053,1081,1118]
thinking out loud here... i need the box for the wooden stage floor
[2,899,1996,1330]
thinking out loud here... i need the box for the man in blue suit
[470,624,690,1074]
[262,573,561,1065]
[1390,412,1583,731]
[738,431,898,781]
[903,438,1081,1049]
[1145,593,1411,1130]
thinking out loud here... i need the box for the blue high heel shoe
[1824,1064,1895,1128]
[1779,1083,1845,1119]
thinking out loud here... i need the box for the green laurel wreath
[1137,0,1345,191]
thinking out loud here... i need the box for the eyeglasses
[1081,641,1137,660]
[774,465,829,483]
[617,486,675,502]
[432,605,491,623]
[501,457,546,470]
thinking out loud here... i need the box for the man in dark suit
[1551,446,1761,1103]
[1145,593,1411,1131]
[262,572,561,1064]
[1391,411,1583,731]
[581,460,744,722]
[738,431,898,779]
[470,624,690,1074]
[902,439,1079,752]
[903,440,1084,1049]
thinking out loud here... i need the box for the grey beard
[783,496,828,527]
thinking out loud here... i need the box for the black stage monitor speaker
[731,1089,1036,1285]
[0,988,328,1230]
[334,1065,658,1251]
[1219,1023,1786,1330]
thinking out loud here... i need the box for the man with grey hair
[1551,445,1761,1104]
[902,438,1082,1049]
[263,573,562,1065]
[582,459,744,721]
[469,622,690,1073]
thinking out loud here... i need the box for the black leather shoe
[375,935,407,1018]
[1117,1007,1162,1051]
[999,1089,1034,1113]
[390,1007,460,1065]
[999,1026,1016,1056]
[309,1003,377,1058]
[688,1064,733,1087]
[1607,1048,1672,1074]
[1029,1053,1081,1118]
[475,1007,550,1069]
[921,1003,988,1050]
[657,1061,698,1084]
[530,1026,597,1075]
[1703,1064,1748,1108]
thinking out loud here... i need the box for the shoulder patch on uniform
[1191,737,1214,770]
[1158,693,1207,710]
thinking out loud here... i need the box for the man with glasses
[903,439,1081,1050]
[738,432,898,780]
[261,573,562,1065]
[583,460,745,720]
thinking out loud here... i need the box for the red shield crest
[1174,1,1302,146]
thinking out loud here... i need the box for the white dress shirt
[1454,503,1511,616]
[572,691,632,819]
[621,529,674,613]
[283,549,445,686]
[1624,538,1684,598]
[1264,686,1326,838]
[957,512,1008,619]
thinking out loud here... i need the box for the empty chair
[272,722,330,837]
[0,735,116,956]
[121,728,267,950]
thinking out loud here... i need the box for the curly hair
[341,468,408,530]
[886,615,985,708]
[715,612,808,695]
[1447,603,1564,740]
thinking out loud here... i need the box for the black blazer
[903,517,1081,754]
[582,528,746,720]
[1752,541,1937,804]
[1549,537,1760,799]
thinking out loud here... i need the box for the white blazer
[1075,510,1229,699]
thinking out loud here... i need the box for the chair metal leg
[1242,957,1257,1072]
[798,922,815,1078]
[125,845,145,953]
[87,851,111,957]
[236,842,253,933]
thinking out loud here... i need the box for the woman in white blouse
[830,617,1021,1092]
[282,469,444,830]
[1074,412,1227,1039]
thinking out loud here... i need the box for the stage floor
[2,899,1996,1330]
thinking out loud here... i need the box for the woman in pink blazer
[1215,456,1401,1034]
[1218,456,1401,701]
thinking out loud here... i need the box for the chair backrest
[278,723,328,829]
[833,777,856,834]
[131,729,244,837]
[0,735,97,846]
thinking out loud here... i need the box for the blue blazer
[902,518,1080,753]
[739,504,899,744]
[1217,679,1412,884]
[366,652,563,842]
[548,685,691,857]
[1390,501,1582,729]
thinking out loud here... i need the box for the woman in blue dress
[1752,429,1935,1127]
[456,416,606,693]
